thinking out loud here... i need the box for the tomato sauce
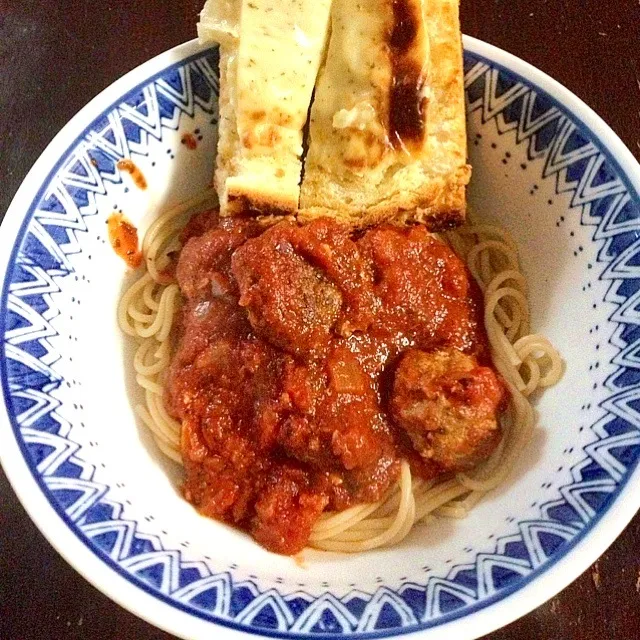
[117,158,147,190]
[107,212,142,268]
[181,133,198,150]
[165,214,505,554]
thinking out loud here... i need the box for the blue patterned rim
[2,38,640,639]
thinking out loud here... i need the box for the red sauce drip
[388,0,427,150]
[117,159,147,190]
[165,218,506,555]
[107,212,142,268]
[181,133,198,150]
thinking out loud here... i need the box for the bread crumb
[591,561,601,590]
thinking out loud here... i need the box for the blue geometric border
[2,45,640,638]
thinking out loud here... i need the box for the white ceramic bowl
[2,37,640,640]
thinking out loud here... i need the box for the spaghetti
[119,200,562,553]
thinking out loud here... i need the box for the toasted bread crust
[226,187,300,218]
[298,164,470,231]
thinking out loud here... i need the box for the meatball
[251,465,329,555]
[276,346,390,471]
[232,235,342,356]
[358,225,486,355]
[391,348,506,472]
[231,219,375,358]
[176,218,260,300]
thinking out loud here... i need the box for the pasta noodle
[119,199,563,553]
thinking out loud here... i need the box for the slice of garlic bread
[199,0,333,217]
[299,0,470,230]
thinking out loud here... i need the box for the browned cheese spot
[387,0,427,152]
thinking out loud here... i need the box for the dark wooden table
[1,1,639,638]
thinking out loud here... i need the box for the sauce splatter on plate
[117,159,147,190]
[107,212,142,268]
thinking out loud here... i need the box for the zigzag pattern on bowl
[3,48,640,636]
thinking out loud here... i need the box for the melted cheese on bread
[199,0,332,216]
[300,0,470,230]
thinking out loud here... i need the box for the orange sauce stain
[117,158,148,190]
[181,133,198,150]
[293,554,307,569]
[107,212,143,268]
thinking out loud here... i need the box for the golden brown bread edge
[297,0,470,231]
